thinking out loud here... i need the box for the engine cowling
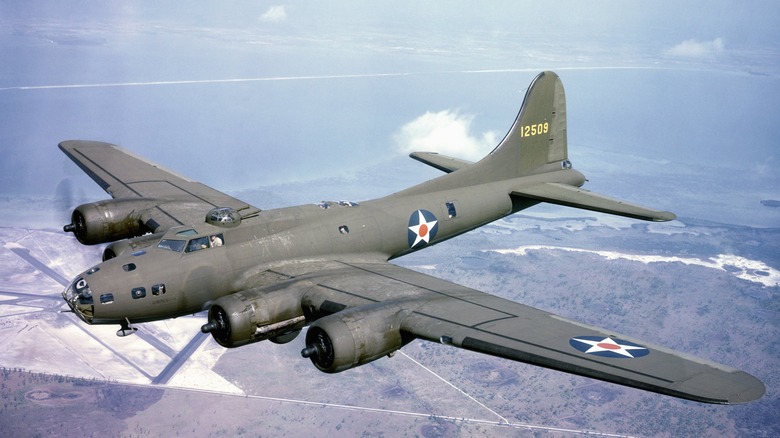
[201,289,306,348]
[301,304,404,373]
[63,198,161,245]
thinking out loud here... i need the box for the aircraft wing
[281,260,764,404]
[59,140,260,231]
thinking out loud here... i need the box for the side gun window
[445,202,457,218]
[131,287,146,299]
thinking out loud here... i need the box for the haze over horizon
[1,1,778,227]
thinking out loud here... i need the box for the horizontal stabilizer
[410,152,473,173]
[512,183,676,222]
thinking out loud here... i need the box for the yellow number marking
[520,122,549,138]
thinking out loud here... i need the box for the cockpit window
[176,229,198,236]
[185,234,224,253]
[186,237,210,252]
[158,239,186,252]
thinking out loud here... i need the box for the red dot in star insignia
[597,342,621,350]
[419,224,428,237]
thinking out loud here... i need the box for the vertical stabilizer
[396,71,573,197]
[480,71,568,179]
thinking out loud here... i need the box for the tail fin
[479,71,568,179]
[398,71,573,197]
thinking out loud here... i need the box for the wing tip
[723,371,766,404]
[59,140,115,150]
[653,211,677,222]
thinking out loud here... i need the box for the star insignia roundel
[408,209,439,249]
[569,336,650,359]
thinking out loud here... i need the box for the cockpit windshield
[157,239,186,252]
[157,228,199,253]
[157,228,225,253]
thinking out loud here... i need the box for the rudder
[480,71,568,179]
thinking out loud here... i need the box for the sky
[0,1,778,227]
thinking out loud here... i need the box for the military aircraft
[60,71,764,404]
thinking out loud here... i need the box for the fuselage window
[132,287,146,299]
[152,284,166,296]
[123,263,136,272]
[446,202,457,218]
[339,225,350,234]
[100,293,114,304]
[158,239,186,252]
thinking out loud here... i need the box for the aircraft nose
[62,276,94,323]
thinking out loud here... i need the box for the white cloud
[664,38,725,58]
[260,5,287,23]
[394,110,498,161]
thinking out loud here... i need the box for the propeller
[55,178,78,232]
[54,179,74,216]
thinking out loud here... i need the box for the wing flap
[512,182,676,222]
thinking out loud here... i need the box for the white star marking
[408,211,437,248]
[571,336,648,358]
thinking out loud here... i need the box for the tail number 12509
[520,122,549,138]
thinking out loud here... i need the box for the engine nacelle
[201,288,306,348]
[301,304,404,373]
[64,198,161,245]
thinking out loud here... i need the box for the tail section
[399,71,571,196]
[408,71,569,182]
[401,71,676,222]
[481,70,568,179]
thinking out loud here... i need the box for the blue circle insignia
[569,335,650,359]
[407,209,439,249]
